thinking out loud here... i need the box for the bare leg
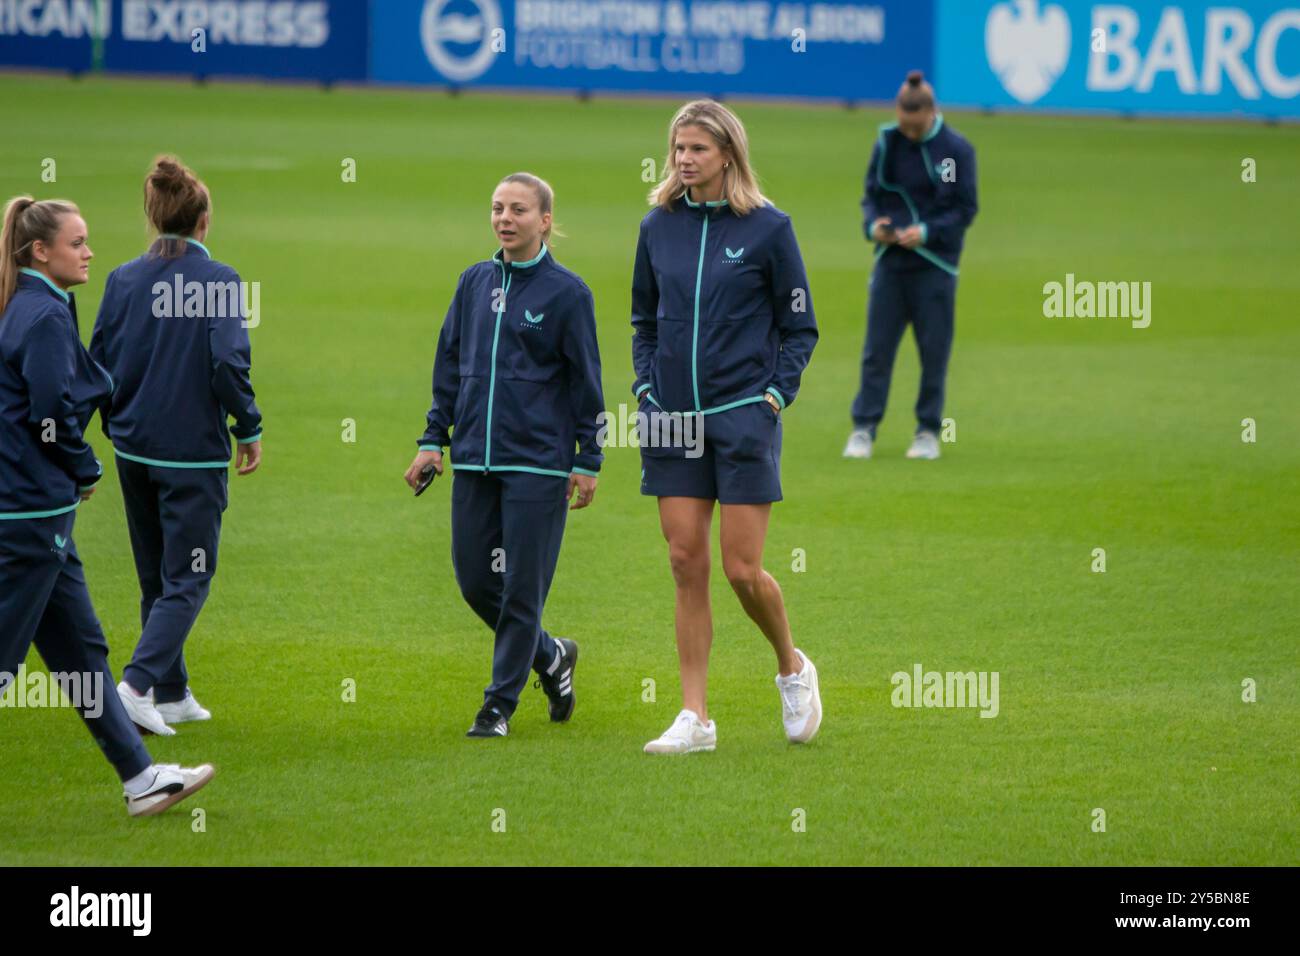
[719,503,799,676]
[657,496,715,722]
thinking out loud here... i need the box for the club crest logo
[421,0,502,84]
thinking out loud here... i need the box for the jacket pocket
[492,376,567,470]
[451,374,488,463]
[652,317,695,411]
[701,313,773,407]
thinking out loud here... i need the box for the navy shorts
[639,398,783,504]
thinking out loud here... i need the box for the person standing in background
[845,71,978,461]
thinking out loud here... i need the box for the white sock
[123,767,158,796]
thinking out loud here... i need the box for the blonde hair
[649,100,770,215]
[1,196,80,315]
[144,154,210,259]
[497,172,564,243]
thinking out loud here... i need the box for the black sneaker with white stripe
[533,637,578,722]
[466,704,509,738]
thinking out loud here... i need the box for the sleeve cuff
[634,382,652,399]
[570,467,600,477]
[765,386,787,409]
[235,431,262,444]
[77,461,103,491]
[919,223,929,245]
[417,444,445,452]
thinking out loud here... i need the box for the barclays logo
[986,0,1071,105]
[982,1,1300,107]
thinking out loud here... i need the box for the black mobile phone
[414,463,438,497]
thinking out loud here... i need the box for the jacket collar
[880,112,945,144]
[679,189,731,218]
[153,234,212,258]
[492,240,550,277]
[18,267,70,303]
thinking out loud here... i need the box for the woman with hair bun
[92,155,263,736]
[845,70,979,461]
[0,195,214,816]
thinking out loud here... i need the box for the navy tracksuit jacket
[853,115,978,434]
[630,194,817,415]
[0,270,151,781]
[91,237,262,703]
[418,243,603,717]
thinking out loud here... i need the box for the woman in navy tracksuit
[846,71,978,461]
[404,172,604,739]
[92,156,263,737]
[0,195,213,816]
[632,101,822,755]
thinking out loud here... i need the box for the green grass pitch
[1,74,1296,865]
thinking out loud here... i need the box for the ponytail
[1,195,79,315]
[144,154,210,259]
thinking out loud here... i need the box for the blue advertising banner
[937,0,1300,117]
[104,0,368,81]
[0,0,99,71]
[371,0,933,100]
[0,0,368,82]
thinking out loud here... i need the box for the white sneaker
[843,429,873,459]
[905,430,940,460]
[155,689,211,724]
[775,649,822,743]
[124,763,215,818]
[116,680,175,736]
[643,709,717,754]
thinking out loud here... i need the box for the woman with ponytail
[0,196,214,816]
[403,172,605,739]
[91,156,263,736]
